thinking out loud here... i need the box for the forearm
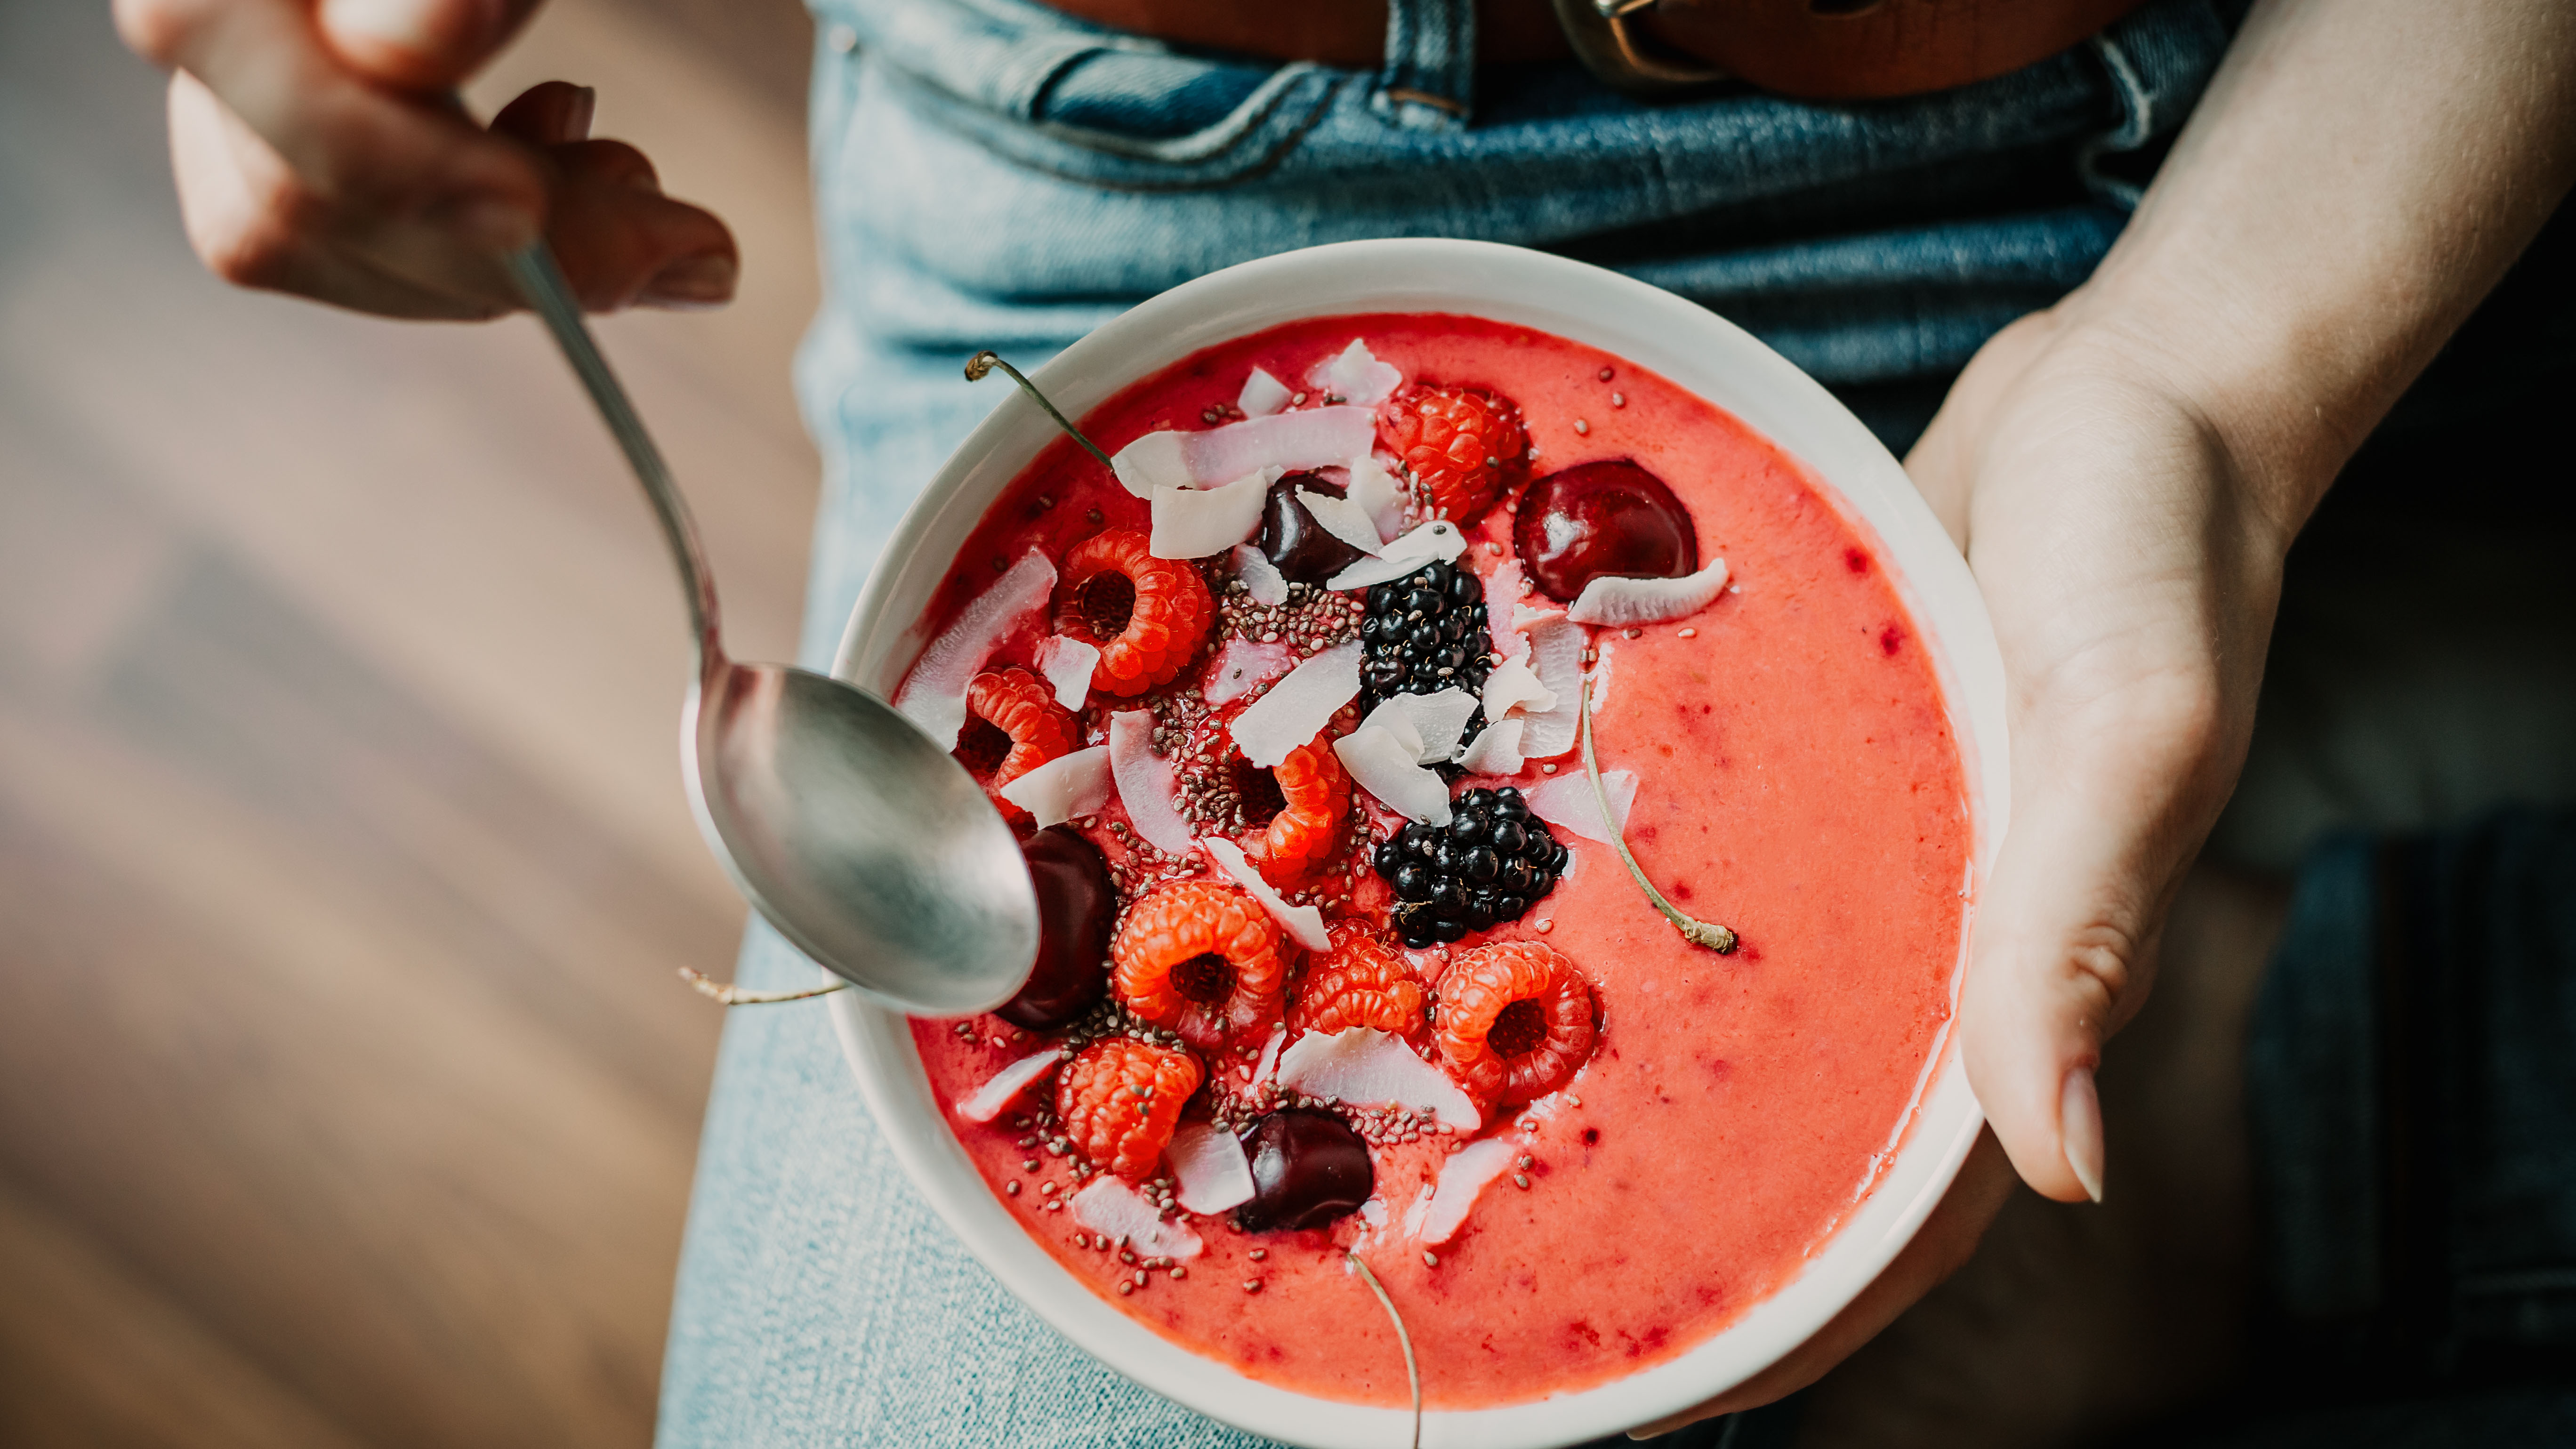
[2066,0,2576,533]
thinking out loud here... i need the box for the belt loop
[2077,32,2157,209]
[1377,0,1476,129]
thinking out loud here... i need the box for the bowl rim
[825,238,2004,1449]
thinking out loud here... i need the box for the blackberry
[1356,560,1492,714]
[1371,787,1568,948]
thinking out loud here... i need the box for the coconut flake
[1236,367,1290,418]
[1228,639,1361,768]
[1525,768,1636,845]
[1306,338,1403,407]
[1484,557,1531,662]
[1072,1178,1204,1259]
[1202,636,1296,706]
[1167,1119,1257,1214]
[956,1050,1061,1125]
[1347,453,1406,542]
[1389,687,1480,764]
[1481,656,1556,723]
[998,744,1111,828]
[1323,521,1470,590]
[1200,837,1331,951]
[1109,431,1189,497]
[1275,1028,1479,1130]
[1456,719,1525,776]
[1228,543,1290,607]
[893,550,1057,748]
[1150,467,1278,559]
[1566,559,1732,626]
[1512,598,1567,630]
[1252,1027,1286,1088]
[1112,408,1376,497]
[1032,634,1098,711]
[1357,699,1426,761]
[1516,617,1587,759]
[1297,488,1383,556]
[1412,1137,1517,1244]
[1108,710,1193,854]
[1334,724,1453,824]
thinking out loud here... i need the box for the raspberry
[1291,924,1427,1043]
[1242,730,1352,888]
[1053,529,1215,697]
[1433,942,1596,1106]
[959,667,1079,823]
[1377,384,1528,525]
[1055,1037,1202,1181]
[1111,880,1293,1051]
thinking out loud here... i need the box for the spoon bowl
[505,244,1038,1014]
[686,657,1036,1013]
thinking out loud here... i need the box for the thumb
[317,0,544,91]
[1960,680,2217,1204]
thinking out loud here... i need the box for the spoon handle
[502,243,724,666]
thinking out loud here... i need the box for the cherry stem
[965,350,1118,474]
[1580,680,1737,953]
[1346,1253,1421,1449]
[678,966,851,1006]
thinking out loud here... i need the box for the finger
[1627,1132,2021,1437]
[553,135,655,191]
[491,79,595,146]
[120,0,542,250]
[168,70,508,317]
[1961,663,2219,1203]
[1903,310,2061,547]
[314,0,545,92]
[542,139,738,311]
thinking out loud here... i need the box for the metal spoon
[503,244,1037,1015]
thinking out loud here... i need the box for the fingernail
[429,194,539,252]
[323,0,499,56]
[2061,1066,2105,1203]
[640,253,737,308]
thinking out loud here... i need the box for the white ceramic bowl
[827,239,2005,1448]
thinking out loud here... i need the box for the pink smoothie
[901,314,1967,1409]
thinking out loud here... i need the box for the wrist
[2042,276,2345,551]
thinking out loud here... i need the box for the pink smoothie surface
[901,314,1969,1409]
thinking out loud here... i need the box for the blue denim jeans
[647,0,2576,1443]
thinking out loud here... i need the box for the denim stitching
[879,63,1345,191]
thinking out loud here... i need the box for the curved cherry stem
[1346,1253,1421,1449]
[1580,679,1737,953]
[678,966,850,1006]
[966,351,1118,473]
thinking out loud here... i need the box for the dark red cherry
[1258,471,1366,584]
[1513,459,1698,603]
[994,827,1113,1030]
[1233,1109,1374,1232]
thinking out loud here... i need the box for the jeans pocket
[816,0,1345,191]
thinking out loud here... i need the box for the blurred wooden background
[0,1,820,1444]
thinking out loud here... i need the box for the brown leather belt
[1038,0,2149,100]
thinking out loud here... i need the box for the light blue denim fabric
[656,3,2239,1444]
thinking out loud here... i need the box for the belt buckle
[1551,0,1732,99]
